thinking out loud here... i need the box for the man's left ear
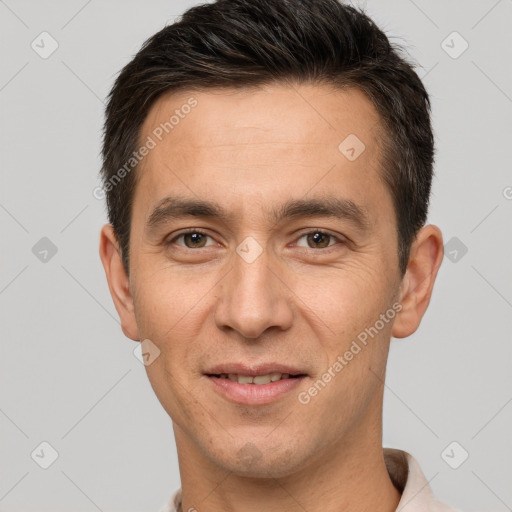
[392,224,444,339]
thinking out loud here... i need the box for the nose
[213,248,294,339]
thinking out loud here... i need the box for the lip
[203,362,308,406]
[204,363,306,377]
[205,374,306,405]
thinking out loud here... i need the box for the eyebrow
[145,194,372,233]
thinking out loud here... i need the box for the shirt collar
[385,448,459,512]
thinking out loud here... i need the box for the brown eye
[296,230,339,249]
[169,230,215,248]
[183,232,208,248]
[306,232,331,248]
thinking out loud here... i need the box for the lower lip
[205,375,306,405]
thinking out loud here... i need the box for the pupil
[309,232,329,248]
[187,233,205,247]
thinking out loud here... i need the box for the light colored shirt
[158,448,460,512]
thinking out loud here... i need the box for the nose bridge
[214,245,292,339]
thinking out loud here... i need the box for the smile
[208,372,302,384]
[205,373,306,405]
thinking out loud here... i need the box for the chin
[211,440,308,479]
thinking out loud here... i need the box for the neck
[173,423,401,512]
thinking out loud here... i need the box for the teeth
[218,373,296,384]
[253,375,272,385]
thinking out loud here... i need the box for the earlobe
[99,224,140,341]
[391,225,444,339]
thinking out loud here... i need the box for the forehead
[134,82,390,225]
[141,82,381,152]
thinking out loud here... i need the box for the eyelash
[167,228,345,251]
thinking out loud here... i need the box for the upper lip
[204,363,307,377]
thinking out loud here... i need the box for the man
[98,0,454,510]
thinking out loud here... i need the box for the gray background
[1,0,511,511]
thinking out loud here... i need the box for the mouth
[206,372,305,384]
[204,366,307,405]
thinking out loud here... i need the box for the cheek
[133,260,205,332]
[290,263,395,400]
[291,260,387,337]
[134,269,211,424]
[131,268,208,386]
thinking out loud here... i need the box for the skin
[100,82,444,512]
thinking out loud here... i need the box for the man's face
[127,83,404,477]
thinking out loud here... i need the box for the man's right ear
[99,224,140,341]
